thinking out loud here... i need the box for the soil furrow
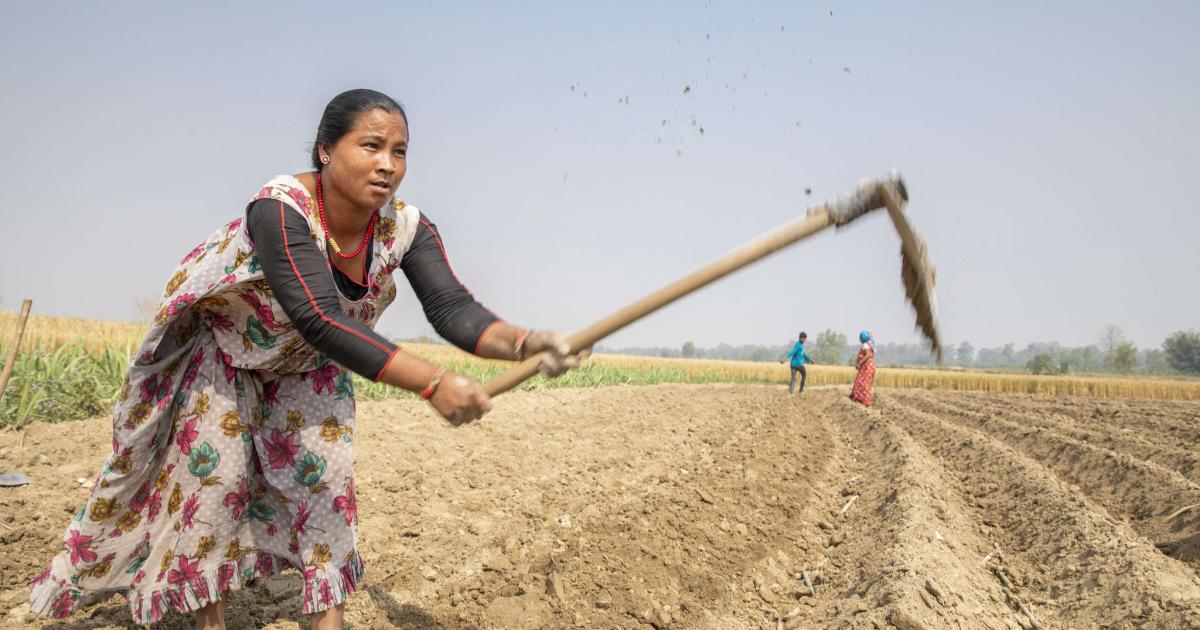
[957,391,1200,451]
[893,391,1200,568]
[880,395,1200,628]
[808,395,1028,629]
[923,391,1200,482]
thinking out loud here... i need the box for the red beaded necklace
[316,173,377,260]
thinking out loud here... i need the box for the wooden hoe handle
[483,172,910,397]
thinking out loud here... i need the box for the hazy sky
[1,1,1197,351]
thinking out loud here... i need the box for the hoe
[484,171,942,396]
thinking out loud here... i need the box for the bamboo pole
[0,299,33,402]
[484,210,835,396]
[483,173,915,396]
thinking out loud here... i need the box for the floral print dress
[30,175,420,624]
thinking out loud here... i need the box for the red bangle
[421,368,447,400]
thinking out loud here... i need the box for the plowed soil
[2,385,1199,628]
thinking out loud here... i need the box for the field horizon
[2,310,1198,431]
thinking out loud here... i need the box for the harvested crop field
[2,384,1199,628]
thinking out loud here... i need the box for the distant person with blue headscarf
[780,331,815,394]
[851,330,876,405]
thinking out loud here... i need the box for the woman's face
[321,108,408,211]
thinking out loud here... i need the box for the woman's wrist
[376,349,449,394]
[421,367,447,400]
[472,322,536,361]
[512,329,531,361]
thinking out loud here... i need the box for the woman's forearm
[374,322,541,393]
[376,347,495,427]
[473,322,528,360]
[473,326,588,380]
[376,349,443,392]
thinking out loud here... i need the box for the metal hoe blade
[879,179,942,361]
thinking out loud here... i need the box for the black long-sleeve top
[247,199,498,380]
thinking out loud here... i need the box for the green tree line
[599,325,1200,376]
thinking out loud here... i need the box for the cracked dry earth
[2,384,1199,629]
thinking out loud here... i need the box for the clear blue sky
[1,1,1197,350]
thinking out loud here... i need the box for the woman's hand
[428,372,493,426]
[518,330,591,377]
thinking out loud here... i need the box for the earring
[321,156,330,164]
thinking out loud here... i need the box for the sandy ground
[1,384,1199,629]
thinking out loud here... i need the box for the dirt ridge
[882,395,1200,627]
[896,391,1200,567]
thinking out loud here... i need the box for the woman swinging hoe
[30,89,588,628]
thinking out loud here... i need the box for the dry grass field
[3,312,1198,421]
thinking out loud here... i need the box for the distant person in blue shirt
[780,332,815,394]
